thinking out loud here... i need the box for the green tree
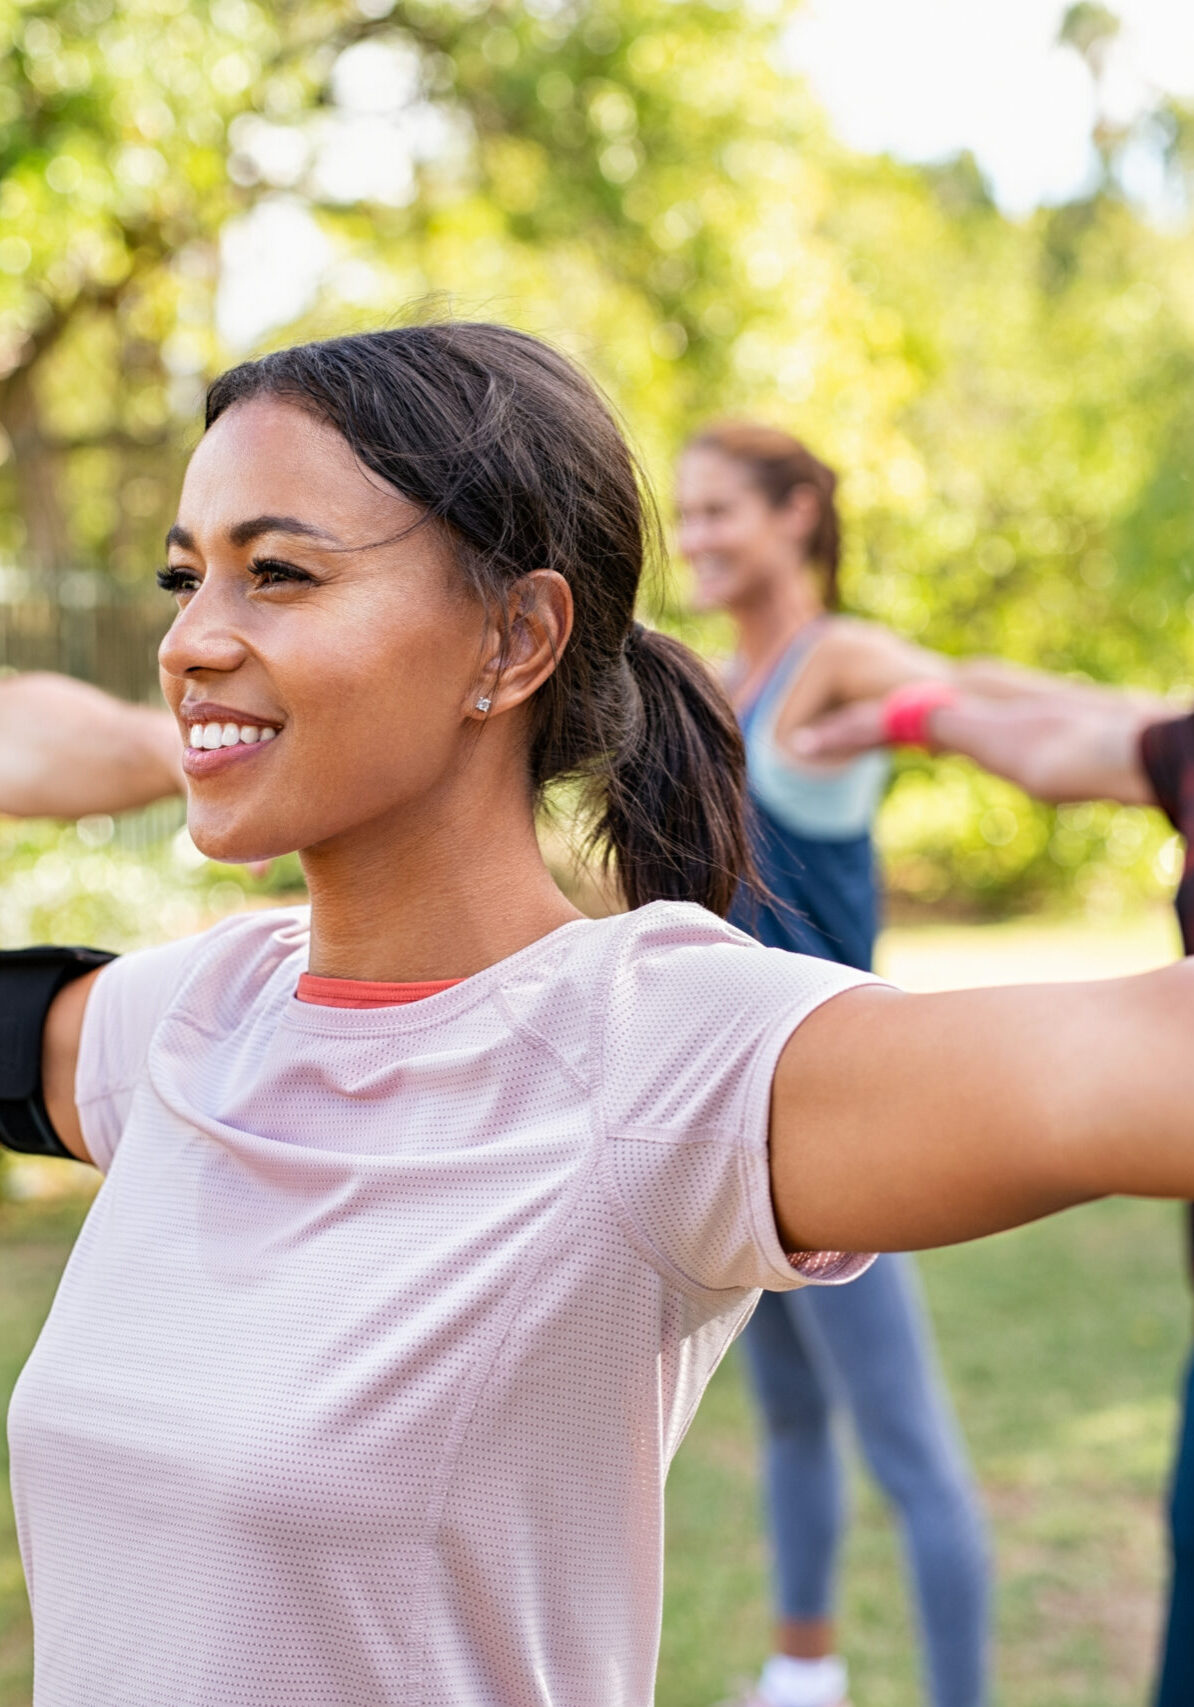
[0,0,823,575]
[4,0,1194,912]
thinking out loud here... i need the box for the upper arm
[768,968,1194,1254]
[775,621,952,742]
[41,969,103,1164]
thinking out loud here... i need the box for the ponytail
[591,624,753,916]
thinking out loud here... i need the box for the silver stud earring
[475,696,492,713]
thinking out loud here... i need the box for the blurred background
[2,2,1194,1703]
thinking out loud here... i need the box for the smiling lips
[188,721,278,751]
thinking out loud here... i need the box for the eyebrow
[165,516,345,551]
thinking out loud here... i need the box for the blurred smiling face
[676,447,799,612]
[158,397,486,865]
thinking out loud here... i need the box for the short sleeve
[1140,713,1194,830]
[597,904,879,1296]
[75,933,208,1173]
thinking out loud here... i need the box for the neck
[731,565,823,675]
[301,754,583,983]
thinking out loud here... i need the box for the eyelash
[155,558,315,595]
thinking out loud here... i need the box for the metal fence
[0,569,169,705]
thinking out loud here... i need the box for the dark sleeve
[1139,713,1194,829]
[1138,717,1194,1291]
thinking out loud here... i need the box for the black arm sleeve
[1139,713,1194,829]
[0,947,117,1160]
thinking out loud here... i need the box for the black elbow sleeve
[0,947,117,1160]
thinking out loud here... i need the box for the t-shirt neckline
[296,973,464,1009]
[281,911,615,1033]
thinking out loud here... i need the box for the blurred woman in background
[676,425,989,1707]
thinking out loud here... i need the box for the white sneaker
[720,1652,851,1707]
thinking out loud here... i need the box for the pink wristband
[881,680,958,748]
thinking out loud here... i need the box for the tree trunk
[2,359,75,572]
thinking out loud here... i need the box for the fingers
[790,701,887,760]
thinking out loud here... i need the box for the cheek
[290,599,477,771]
[706,522,749,565]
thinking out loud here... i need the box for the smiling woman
[5,322,1194,1707]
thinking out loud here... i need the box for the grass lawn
[0,911,1188,1707]
[661,1196,1187,1707]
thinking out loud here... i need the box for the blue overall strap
[0,946,116,1158]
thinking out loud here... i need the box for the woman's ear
[466,570,574,721]
[779,484,821,550]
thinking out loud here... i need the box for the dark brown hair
[688,421,842,609]
[206,323,753,915]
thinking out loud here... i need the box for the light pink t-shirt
[9,901,874,1707]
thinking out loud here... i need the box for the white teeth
[187,720,277,750]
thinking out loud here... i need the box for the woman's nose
[158,585,249,681]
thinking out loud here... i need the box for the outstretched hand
[788,697,888,762]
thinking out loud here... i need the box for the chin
[693,571,744,611]
[187,812,295,868]
[691,581,727,613]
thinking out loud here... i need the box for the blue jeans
[1156,1350,1194,1706]
[741,1254,989,1707]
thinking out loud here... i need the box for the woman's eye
[156,566,199,597]
[251,558,314,587]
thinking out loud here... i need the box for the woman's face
[158,397,493,865]
[675,447,811,614]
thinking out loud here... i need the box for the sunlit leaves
[3,0,1194,907]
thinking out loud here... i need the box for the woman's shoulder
[597,902,861,1001]
[93,905,310,1028]
[804,613,897,658]
[600,899,753,962]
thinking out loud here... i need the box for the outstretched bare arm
[770,619,1168,774]
[0,673,182,819]
[770,968,1194,1254]
[794,687,1159,806]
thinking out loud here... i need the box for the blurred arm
[774,620,1169,761]
[929,694,1155,803]
[794,690,1156,804]
[770,968,1194,1254]
[773,619,951,742]
[0,672,182,818]
[956,656,1170,714]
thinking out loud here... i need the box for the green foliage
[0,0,810,571]
[879,757,1178,917]
[0,812,293,952]
[3,0,1194,907]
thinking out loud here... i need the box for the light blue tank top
[741,626,889,841]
